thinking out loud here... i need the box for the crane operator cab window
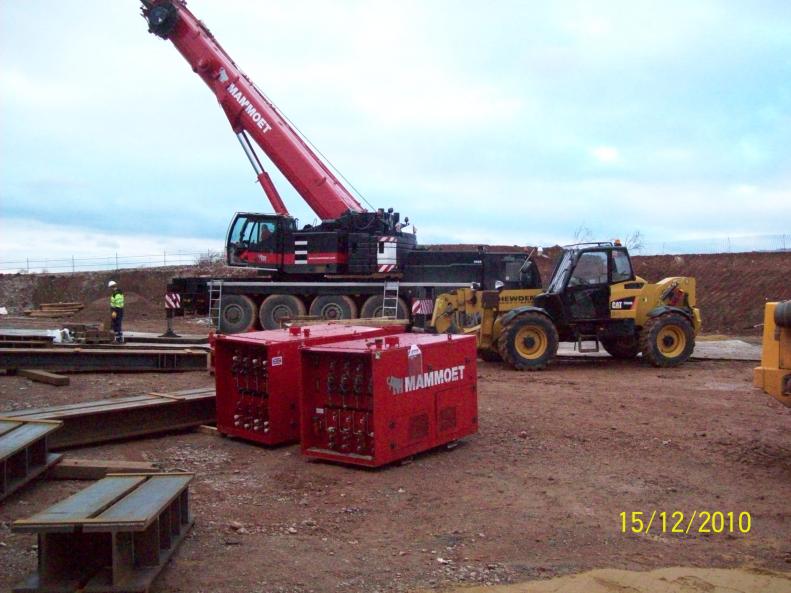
[227,215,281,266]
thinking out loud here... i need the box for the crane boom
[141,0,365,220]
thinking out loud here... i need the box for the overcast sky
[1,0,790,265]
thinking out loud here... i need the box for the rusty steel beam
[3,388,216,449]
[0,347,208,372]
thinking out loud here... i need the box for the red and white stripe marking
[411,299,434,315]
[165,293,181,309]
[377,264,396,273]
[378,236,396,242]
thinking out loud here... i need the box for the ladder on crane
[381,281,400,319]
[208,280,223,330]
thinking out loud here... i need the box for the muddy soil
[1,355,789,593]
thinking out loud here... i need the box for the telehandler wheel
[477,348,502,363]
[259,294,307,330]
[639,313,695,367]
[497,312,559,371]
[601,335,640,359]
[309,295,358,321]
[219,295,258,334]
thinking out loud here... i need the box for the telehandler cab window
[568,252,608,286]
[548,250,574,293]
[612,250,633,283]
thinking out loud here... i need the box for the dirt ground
[1,349,790,592]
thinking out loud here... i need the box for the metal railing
[0,250,225,274]
[633,234,789,256]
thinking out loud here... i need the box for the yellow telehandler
[431,242,701,370]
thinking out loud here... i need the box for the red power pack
[301,333,478,467]
[214,324,404,445]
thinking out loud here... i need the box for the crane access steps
[208,280,223,330]
[381,281,400,319]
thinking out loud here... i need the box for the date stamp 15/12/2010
[620,511,751,535]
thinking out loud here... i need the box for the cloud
[590,146,621,164]
[1,0,790,259]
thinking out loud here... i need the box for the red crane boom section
[146,1,365,220]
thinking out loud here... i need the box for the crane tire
[309,295,358,321]
[218,295,257,334]
[259,294,307,330]
[360,295,409,320]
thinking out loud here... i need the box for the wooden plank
[148,391,185,400]
[17,476,146,527]
[48,458,159,480]
[18,369,70,386]
[0,423,57,460]
[26,311,78,318]
[195,425,220,437]
[40,302,83,309]
[94,475,193,528]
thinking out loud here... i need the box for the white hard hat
[108,280,117,288]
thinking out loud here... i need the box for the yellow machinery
[753,301,791,407]
[431,242,701,370]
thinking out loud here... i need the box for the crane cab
[226,213,296,269]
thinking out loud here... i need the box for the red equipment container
[214,324,404,445]
[301,333,477,467]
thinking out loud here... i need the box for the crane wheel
[478,348,502,363]
[601,335,640,359]
[219,295,258,334]
[360,295,409,320]
[775,300,791,328]
[496,312,559,371]
[639,313,695,367]
[259,294,307,330]
[309,295,358,321]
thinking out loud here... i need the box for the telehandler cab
[431,242,701,370]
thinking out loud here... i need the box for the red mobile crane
[141,1,541,332]
[142,0,413,274]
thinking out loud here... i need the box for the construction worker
[108,280,125,343]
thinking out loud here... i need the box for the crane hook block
[143,1,179,39]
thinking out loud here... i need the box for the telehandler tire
[601,335,640,359]
[219,295,258,334]
[639,313,695,367]
[497,312,559,371]
[477,348,502,363]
